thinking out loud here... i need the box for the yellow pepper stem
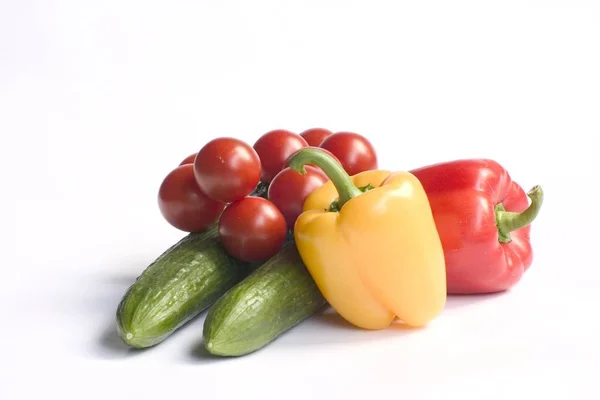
[288,148,362,208]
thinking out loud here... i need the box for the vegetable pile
[157,128,376,262]
[116,127,544,356]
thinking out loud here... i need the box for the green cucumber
[116,227,248,348]
[202,241,327,356]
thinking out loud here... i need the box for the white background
[2,1,599,399]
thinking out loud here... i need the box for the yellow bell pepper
[288,148,447,330]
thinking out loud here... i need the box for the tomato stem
[250,180,269,199]
[495,185,544,243]
[288,148,361,209]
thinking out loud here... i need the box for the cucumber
[202,241,327,356]
[116,226,248,348]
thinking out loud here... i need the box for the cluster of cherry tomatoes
[158,128,378,263]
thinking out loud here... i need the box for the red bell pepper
[410,159,543,294]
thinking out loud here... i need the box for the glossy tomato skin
[253,129,308,183]
[158,164,226,232]
[218,196,288,262]
[194,137,261,203]
[268,166,329,229]
[179,152,197,166]
[299,127,333,147]
[320,132,378,176]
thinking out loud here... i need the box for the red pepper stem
[288,148,361,208]
[495,185,544,243]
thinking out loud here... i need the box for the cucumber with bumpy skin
[116,226,247,348]
[202,241,327,356]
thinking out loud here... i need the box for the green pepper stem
[496,185,544,243]
[288,148,362,209]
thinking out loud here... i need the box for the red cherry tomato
[253,129,308,183]
[218,196,288,262]
[268,166,329,229]
[194,137,261,203]
[158,164,226,232]
[320,132,378,176]
[179,153,197,165]
[299,128,333,147]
